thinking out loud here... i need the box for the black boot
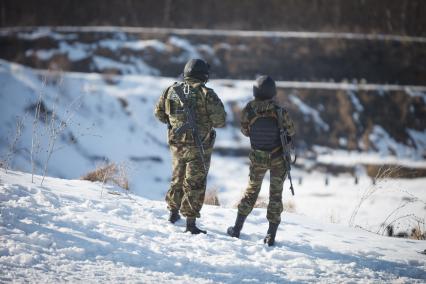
[263,222,279,246]
[185,218,207,234]
[227,213,247,238]
[168,209,181,224]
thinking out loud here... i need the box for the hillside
[1,169,425,283]
[1,27,425,85]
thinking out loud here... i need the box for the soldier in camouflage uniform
[154,59,226,234]
[227,75,295,246]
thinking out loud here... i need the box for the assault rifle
[172,84,207,173]
[277,108,295,196]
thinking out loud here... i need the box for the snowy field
[1,59,425,235]
[1,169,425,283]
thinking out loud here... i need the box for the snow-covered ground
[1,169,425,283]
[1,59,425,234]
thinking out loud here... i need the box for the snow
[98,39,167,52]
[369,126,425,160]
[406,87,426,104]
[347,90,363,123]
[1,169,425,283]
[58,42,91,61]
[211,154,426,231]
[91,54,160,75]
[25,42,91,61]
[316,148,426,168]
[168,36,202,63]
[408,129,426,152]
[26,49,57,61]
[289,94,330,131]
[14,28,78,41]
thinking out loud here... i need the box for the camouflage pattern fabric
[238,150,287,224]
[237,99,295,224]
[166,141,213,218]
[154,77,226,218]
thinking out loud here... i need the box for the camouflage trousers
[165,143,213,219]
[238,149,287,224]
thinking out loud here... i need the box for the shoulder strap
[162,83,176,115]
[247,103,279,127]
[246,103,258,127]
[198,85,208,106]
[172,83,187,106]
[276,106,284,131]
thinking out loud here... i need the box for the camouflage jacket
[154,78,226,145]
[240,99,295,138]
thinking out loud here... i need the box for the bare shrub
[26,72,83,185]
[81,162,129,190]
[40,89,83,186]
[204,188,220,206]
[284,200,296,213]
[386,221,425,240]
[253,197,296,213]
[411,225,426,240]
[349,165,402,227]
[3,115,26,173]
[30,78,46,182]
[350,165,426,240]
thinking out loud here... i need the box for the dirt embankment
[225,86,426,174]
[1,30,425,85]
[1,29,425,176]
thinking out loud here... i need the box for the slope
[1,169,425,283]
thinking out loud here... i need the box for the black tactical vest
[248,110,281,152]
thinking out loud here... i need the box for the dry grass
[350,165,426,241]
[284,200,297,213]
[349,165,401,227]
[411,226,426,240]
[204,188,220,206]
[254,197,296,213]
[254,196,268,208]
[81,162,129,190]
[386,223,426,240]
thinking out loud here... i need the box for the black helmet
[253,75,276,100]
[184,59,210,82]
